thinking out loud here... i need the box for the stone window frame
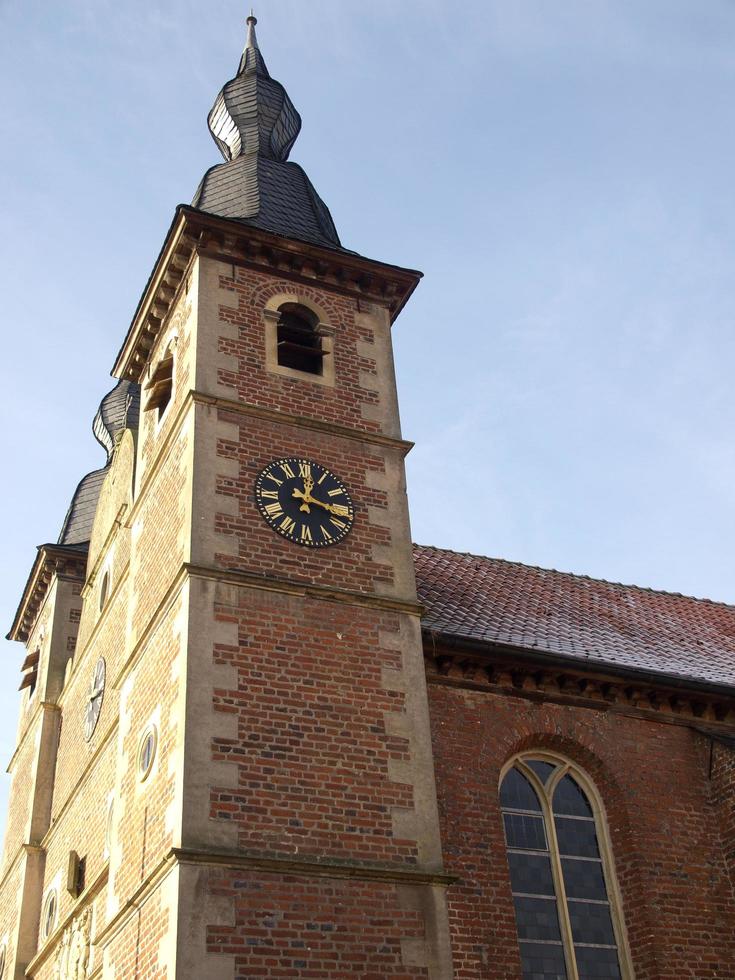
[263,293,336,388]
[144,334,178,430]
[103,794,114,861]
[137,724,158,783]
[499,751,634,980]
[41,885,58,942]
[97,546,115,617]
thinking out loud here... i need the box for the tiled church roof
[414,544,735,692]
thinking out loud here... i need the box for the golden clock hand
[304,495,342,516]
[292,486,313,513]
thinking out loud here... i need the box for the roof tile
[414,544,735,690]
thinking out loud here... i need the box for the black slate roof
[192,15,341,249]
[58,381,139,546]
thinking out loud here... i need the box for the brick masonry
[1,209,734,980]
[429,681,735,979]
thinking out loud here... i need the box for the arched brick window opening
[500,754,631,980]
[276,303,323,375]
[144,341,175,420]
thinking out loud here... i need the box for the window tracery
[500,754,630,980]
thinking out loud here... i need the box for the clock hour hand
[292,472,316,513]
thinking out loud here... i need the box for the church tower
[1,16,454,979]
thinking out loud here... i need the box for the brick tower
[0,15,453,980]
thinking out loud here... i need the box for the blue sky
[1,0,735,831]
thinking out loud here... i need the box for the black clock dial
[84,657,106,742]
[255,457,355,548]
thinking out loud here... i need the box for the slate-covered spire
[57,381,141,546]
[192,13,341,248]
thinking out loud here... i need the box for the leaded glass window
[500,756,630,980]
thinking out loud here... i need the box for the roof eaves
[424,629,735,701]
[7,543,89,644]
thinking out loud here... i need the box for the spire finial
[246,8,258,49]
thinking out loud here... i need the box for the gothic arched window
[500,755,631,980]
[276,303,324,375]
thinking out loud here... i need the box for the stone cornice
[92,845,456,958]
[186,562,424,617]
[173,846,457,886]
[6,544,88,644]
[193,390,415,454]
[113,205,423,382]
[425,640,735,732]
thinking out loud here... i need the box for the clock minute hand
[304,495,341,516]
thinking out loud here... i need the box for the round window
[42,889,57,939]
[138,726,157,782]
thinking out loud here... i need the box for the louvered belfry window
[276,304,324,375]
[144,347,174,419]
[500,756,627,980]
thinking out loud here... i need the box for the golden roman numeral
[327,488,343,497]
[280,516,296,534]
[330,517,347,530]
[300,525,313,543]
[317,471,328,485]
[265,502,283,517]
[281,462,295,479]
[331,504,350,517]
[298,462,311,479]
[260,490,279,500]
[320,525,333,541]
[267,474,283,487]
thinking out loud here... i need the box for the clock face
[255,457,355,548]
[84,657,106,742]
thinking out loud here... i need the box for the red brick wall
[207,871,430,978]
[210,589,415,864]
[106,889,169,979]
[712,740,735,897]
[429,683,735,980]
[216,268,384,436]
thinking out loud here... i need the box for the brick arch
[499,731,657,979]
[500,731,624,802]
[245,275,347,324]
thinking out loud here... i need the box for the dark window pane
[552,775,593,817]
[508,852,555,896]
[513,896,563,942]
[561,858,608,901]
[504,812,547,851]
[574,944,621,979]
[554,816,600,858]
[501,768,542,811]
[519,941,568,980]
[526,760,557,785]
[568,901,616,946]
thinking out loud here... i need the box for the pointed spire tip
[245,7,258,50]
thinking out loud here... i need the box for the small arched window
[99,569,110,611]
[500,755,629,980]
[276,304,323,375]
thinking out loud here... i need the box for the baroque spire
[192,14,341,248]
